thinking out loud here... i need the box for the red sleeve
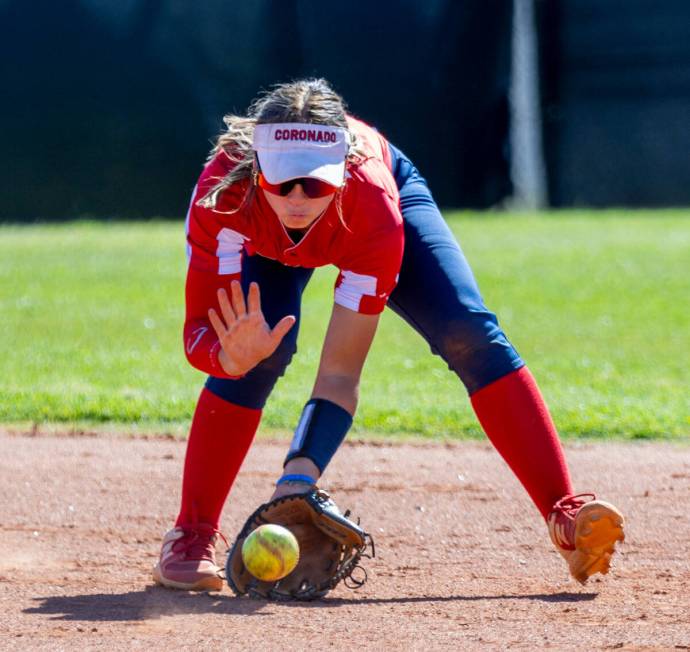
[183,265,243,378]
[182,154,249,377]
[185,154,250,275]
[334,178,405,315]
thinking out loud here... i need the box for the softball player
[153,79,624,592]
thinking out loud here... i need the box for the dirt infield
[1,430,689,651]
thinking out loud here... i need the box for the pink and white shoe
[547,493,625,584]
[152,523,226,591]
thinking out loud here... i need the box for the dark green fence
[3,0,690,219]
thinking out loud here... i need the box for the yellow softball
[241,524,300,582]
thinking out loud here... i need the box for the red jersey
[184,116,405,376]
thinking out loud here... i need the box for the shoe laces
[173,523,229,562]
[551,493,596,521]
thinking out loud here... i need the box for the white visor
[253,123,349,187]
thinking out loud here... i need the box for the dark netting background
[537,0,690,207]
[3,0,690,219]
[1,0,512,219]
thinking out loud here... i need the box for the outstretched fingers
[247,281,261,315]
[230,280,247,317]
[270,315,296,345]
[208,307,227,339]
[217,288,237,326]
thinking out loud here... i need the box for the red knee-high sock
[470,366,573,519]
[176,387,261,528]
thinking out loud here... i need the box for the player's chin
[282,214,318,229]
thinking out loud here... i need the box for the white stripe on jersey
[216,227,247,275]
[334,270,378,312]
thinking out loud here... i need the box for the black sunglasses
[257,173,339,199]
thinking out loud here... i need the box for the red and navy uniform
[184,117,404,377]
[184,116,526,401]
[177,117,574,529]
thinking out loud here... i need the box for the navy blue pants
[207,144,524,408]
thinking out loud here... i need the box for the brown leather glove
[226,488,373,600]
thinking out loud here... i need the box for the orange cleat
[547,493,625,584]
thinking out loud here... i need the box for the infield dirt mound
[1,430,689,651]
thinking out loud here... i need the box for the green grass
[1,212,688,439]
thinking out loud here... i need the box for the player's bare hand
[208,280,296,376]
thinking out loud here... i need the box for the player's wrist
[272,462,320,499]
[282,457,320,481]
[276,473,317,486]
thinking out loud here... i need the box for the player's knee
[433,315,496,365]
[433,318,523,394]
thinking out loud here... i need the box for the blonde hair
[197,78,367,217]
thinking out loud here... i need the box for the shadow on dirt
[24,586,266,621]
[322,591,599,607]
[24,587,597,621]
